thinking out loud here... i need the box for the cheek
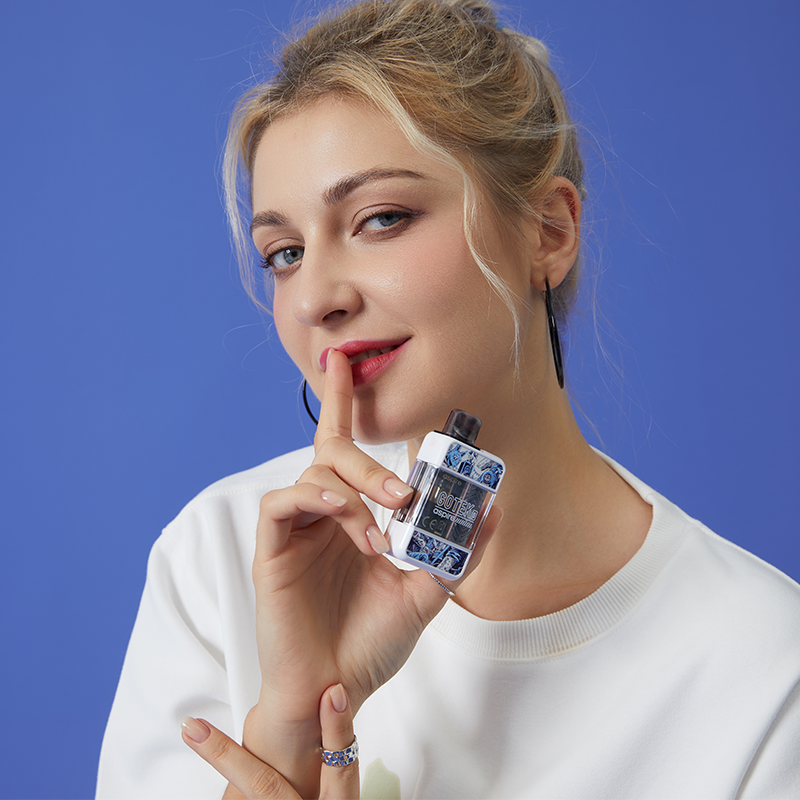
[272,287,307,366]
[389,232,483,309]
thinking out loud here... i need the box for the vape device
[386,410,505,581]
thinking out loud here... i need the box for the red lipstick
[320,339,409,387]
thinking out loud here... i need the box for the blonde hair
[223,0,585,358]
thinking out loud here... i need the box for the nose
[290,245,363,328]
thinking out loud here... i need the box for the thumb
[319,684,360,800]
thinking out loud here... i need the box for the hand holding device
[240,350,502,796]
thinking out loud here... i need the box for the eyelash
[258,208,419,273]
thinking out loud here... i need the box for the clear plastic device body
[386,410,505,581]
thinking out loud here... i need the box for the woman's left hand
[181,683,359,800]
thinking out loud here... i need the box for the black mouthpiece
[441,409,481,446]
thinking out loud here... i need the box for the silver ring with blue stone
[320,735,359,767]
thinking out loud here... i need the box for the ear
[528,177,581,292]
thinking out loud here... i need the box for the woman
[97,1,800,798]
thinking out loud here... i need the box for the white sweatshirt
[97,443,800,799]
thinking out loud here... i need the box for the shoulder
[673,509,800,651]
[145,440,407,596]
[599,450,800,654]
[193,444,318,501]
[637,471,799,671]
[652,485,800,629]
[188,439,408,502]
[161,439,409,541]
[152,445,314,554]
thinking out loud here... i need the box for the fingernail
[321,490,347,507]
[330,683,348,713]
[181,717,210,743]
[384,477,412,499]
[366,524,390,554]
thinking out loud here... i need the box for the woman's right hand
[243,349,501,795]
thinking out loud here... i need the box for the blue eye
[262,246,304,271]
[362,211,406,231]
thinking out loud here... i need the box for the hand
[246,350,503,794]
[182,684,359,800]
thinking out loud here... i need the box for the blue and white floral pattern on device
[444,442,504,489]
[406,530,470,573]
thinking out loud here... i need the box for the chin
[352,419,420,447]
[352,395,462,448]
[351,401,433,446]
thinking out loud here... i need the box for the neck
[410,380,652,622]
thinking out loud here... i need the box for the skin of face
[250,96,540,446]
[250,97,652,624]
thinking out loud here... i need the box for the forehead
[250,97,453,209]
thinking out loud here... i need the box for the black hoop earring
[545,279,564,389]
[302,379,319,426]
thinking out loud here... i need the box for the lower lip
[350,341,408,387]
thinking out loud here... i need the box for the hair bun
[444,0,550,64]
[444,0,499,29]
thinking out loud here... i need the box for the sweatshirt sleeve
[96,508,232,800]
[737,678,800,799]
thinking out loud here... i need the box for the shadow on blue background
[1,1,797,797]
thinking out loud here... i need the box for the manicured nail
[181,717,210,743]
[330,683,348,713]
[366,524,390,554]
[384,477,412,499]
[321,490,347,507]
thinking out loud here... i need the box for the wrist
[242,701,322,798]
[258,680,367,723]
[256,682,327,726]
[243,699,321,752]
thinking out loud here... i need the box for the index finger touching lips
[314,349,354,450]
[311,348,413,511]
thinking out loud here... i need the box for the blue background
[1,1,798,797]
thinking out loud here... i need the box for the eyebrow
[249,168,427,237]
